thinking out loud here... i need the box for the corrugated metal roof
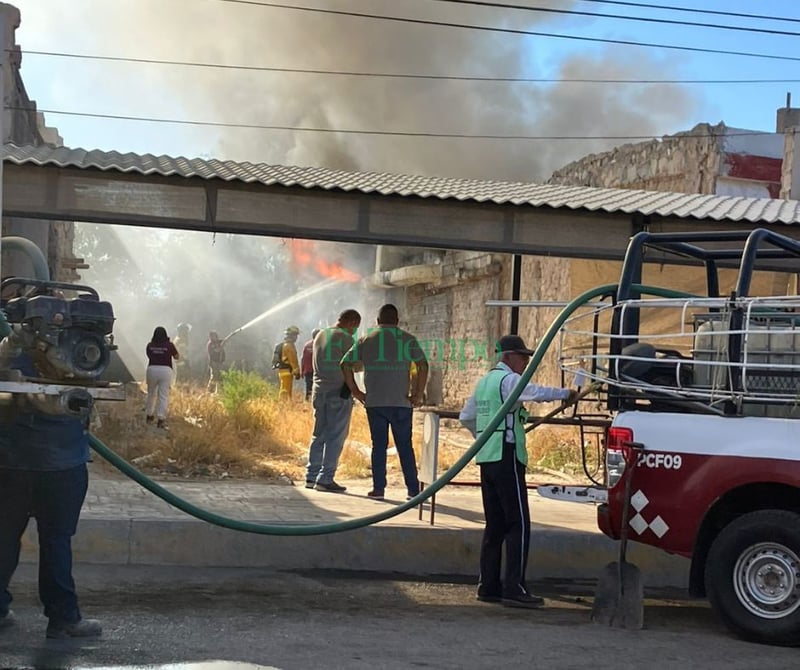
[6,143,800,225]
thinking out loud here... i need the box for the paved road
[1,565,796,670]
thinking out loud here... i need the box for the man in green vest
[460,334,578,609]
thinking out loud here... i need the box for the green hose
[89,282,696,536]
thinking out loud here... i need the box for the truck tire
[705,509,800,646]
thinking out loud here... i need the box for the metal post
[510,254,522,333]
[0,10,5,280]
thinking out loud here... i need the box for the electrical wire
[205,0,800,63]
[21,50,800,85]
[27,107,777,141]
[427,0,800,37]
[578,0,800,25]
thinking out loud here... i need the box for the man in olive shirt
[305,310,361,492]
[342,304,428,501]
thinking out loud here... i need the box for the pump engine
[1,278,116,382]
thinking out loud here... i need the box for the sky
[6,0,800,379]
[9,0,800,183]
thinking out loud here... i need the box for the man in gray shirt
[342,304,428,501]
[305,309,361,493]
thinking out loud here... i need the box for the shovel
[591,444,644,629]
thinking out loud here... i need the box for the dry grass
[92,380,382,481]
[91,379,594,485]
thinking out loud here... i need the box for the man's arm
[502,373,571,403]
[459,394,477,437]
[340,342,366,404]
[286,344,300,378]
[341,361,366,404]
[409,359,428,407]
[407,335,429,407]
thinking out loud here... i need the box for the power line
[428,0,800,37]
[22,50,800,85]
[578,0,800,25]
[202,1,800,63]
[29,107,777,141]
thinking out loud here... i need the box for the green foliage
[219,369,272,413]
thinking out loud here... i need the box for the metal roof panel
[6,143,800,225]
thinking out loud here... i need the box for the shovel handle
[617,442,643,593]
[524,383,599,433]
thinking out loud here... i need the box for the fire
[287,239,361,282]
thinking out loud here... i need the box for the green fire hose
[89,283,695,536]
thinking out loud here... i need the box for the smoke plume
[22,0,700,181]
[18,0,702,380]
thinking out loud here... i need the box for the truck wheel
[706,509,800,646]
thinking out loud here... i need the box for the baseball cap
[496,334,535,356]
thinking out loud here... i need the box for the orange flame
[287,240,361,282]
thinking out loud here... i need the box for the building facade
[1,3,80,283]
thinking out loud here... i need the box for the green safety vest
[474,368,529,465]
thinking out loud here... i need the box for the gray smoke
[38,0,699,181]
[19,0,702,380]
[77,225,379,381]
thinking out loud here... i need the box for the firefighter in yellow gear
[277,325,301,401]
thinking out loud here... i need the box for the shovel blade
[590,560,644,629]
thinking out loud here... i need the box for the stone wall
[400,250,573,408]
[547,123,724,195]
[515,256,573,391]
[402,251,505,408]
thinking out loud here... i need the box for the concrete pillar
[0,3,17,144]
[777,106,800,134]
[780,128,800,200]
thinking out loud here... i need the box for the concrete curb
[22,520,690,588]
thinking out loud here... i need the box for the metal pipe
[486,300,606,307]
[510,254,522,333]
[1,236,50,281]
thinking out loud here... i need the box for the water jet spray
[222,277,342,342]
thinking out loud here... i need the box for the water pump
[0,278,123,418]
[0,278,116,381]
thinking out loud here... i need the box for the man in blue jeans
[305,309,361,492]
[342,304,428,501]
[0,354,102,639]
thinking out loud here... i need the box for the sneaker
[145,415,154,424]
[0,610,15,630]
[366,489,385,501]
[156,419,168,430]
[304,480,316,489]
[314,481,347,493]
[501,592,545,609]
[46,618,103,639]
